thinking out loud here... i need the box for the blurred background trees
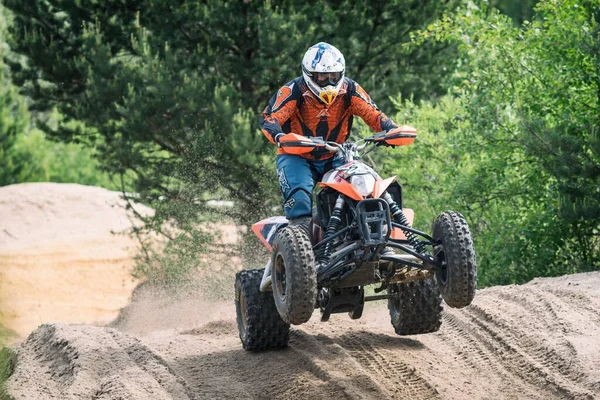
[1,5,117,188]
[386,0,599,284]
[1,0,597,287]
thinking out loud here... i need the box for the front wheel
[432,211,477,308]
[271,225,317,325]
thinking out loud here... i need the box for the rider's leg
[311,153,344,180]
[276,154,315,232]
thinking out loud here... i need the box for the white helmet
[301,42,345,105]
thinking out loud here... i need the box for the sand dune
[0,183,147,339]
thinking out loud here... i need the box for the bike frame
[306,137,441,288]
[313,196,440,287]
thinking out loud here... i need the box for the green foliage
[1,4,119,190]
[0,345,16,398]
[0,319,16,399]
[380,96,469,230]
[488,0,539,25]
[0,67,29,186]
[2,0,462,286]
[391,0,600,285]
[10,128,120,189]
[0,5,28,186]
[380,95,562,286]
[0,78,121,189]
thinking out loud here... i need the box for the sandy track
[2,183,599,399]
[5,271,600,400]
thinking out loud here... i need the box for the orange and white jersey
[260,77,397,160]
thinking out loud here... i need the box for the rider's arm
[349,83,397,132]
[260,81,298,144]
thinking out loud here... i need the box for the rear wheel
[388,278,443,335]
[271,225,317,325]
[235,269,290,351]
[432,211,477,308]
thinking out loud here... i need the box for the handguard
[372,125,417,147]
[278,133,322,155]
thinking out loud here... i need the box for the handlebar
[323,141,341,152]
[278,127,417,157]
[294,136,370,151]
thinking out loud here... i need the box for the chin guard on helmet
[319,89,338,105]
[302,42,345,105]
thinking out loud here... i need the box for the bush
[382,0,600,286]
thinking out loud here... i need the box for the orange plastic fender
[251,216,288,251]
[372,176,397,198]
[318,181,364,201]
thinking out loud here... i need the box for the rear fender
[251,216,288,251]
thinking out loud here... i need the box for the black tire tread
[388,278,443,335]
[235,269,290,351]
[433,211,477,308]
[271,225,317,325]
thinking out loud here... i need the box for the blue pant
[276,154,343,219]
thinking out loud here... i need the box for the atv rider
[260,42,399,231]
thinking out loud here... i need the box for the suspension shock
[383,192,426,254]
[318,196,345,265]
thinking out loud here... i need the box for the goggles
[313,71,343,87]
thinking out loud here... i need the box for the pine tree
[0,35,30,186]
[2,0,461,284]
[3,0,459,221]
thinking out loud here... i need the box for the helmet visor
[313,71,343,88]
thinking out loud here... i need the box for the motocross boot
[288,216,313,241]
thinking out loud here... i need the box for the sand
[0,183,150,339]
[2,182,599,399]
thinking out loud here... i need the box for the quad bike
[234,126,477,351]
